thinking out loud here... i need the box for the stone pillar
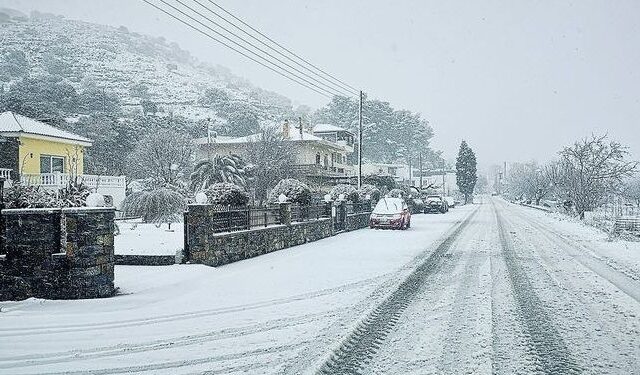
[279,202,292,226]
[2,208,63,299]
[364,199,372,212]
[63,207,115,299]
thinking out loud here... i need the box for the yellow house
[0,111,92,177]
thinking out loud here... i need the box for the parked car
[444,196,455,208]
[369,197,411,229]
[424,195,448,213]
[409,198,424,214]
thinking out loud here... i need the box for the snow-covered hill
[0,8,295,120]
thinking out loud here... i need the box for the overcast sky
[2,0,639,166]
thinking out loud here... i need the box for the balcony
[292,164,354,178]
[20,173,126,189]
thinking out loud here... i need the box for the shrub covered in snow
[204,183,249,206]
[121,188,185,223]
[388,188,405,198]
[268,178,311,205]
[2,182,89,209]
[330,184,359,202]
[358,184,381,202]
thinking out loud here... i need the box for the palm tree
[190,154,249,192]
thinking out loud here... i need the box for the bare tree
[622,176,640,208]
[506,161,555,205]
[555,134,637,219]
[245,126,298,205]
[126,129,192,184]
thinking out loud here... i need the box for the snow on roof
[213,130,326,144]
[0,111,92,145]
[313,123,349,133]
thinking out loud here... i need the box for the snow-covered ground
[2,200,639,374]
[114,220,183,256]
[0,207,475,374]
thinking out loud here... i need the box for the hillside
[0,8,296,121]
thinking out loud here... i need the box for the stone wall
[188,218,333,267]
[345,212,371,232]
[115,254,176,266]
[185,201,372,268]
[0,207,116,301]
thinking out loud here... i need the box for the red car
[369,197,411,230]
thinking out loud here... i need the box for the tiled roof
[0,111,92,144]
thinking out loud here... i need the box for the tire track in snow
[313,206,480,375]
[0,309,340,370]
[504,201,640,302]
[0,274,383,337]
[497,201,640,373]
[493,200,582,374]
[10,342,307,375]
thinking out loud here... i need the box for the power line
[206,0,360,94]
[196,0,359,95]
[143,0,345,98]
[143,0,331,98]
[171,0,354,97]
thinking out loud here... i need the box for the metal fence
[291,204,330,222]
[346,202,372,214]
[190,202,372,234]
[249,206,281,228]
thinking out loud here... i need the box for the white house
[194,122,355,189]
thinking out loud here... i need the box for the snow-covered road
[1,199,639,374]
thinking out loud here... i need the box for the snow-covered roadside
[0,206,476,375]
[510,201,640,280]
[114,220,183,256]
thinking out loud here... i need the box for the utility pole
[442,160,446,195]
[357,90,363,188]
[419,153,423,190]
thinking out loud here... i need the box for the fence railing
[20,173,126,189]
[189,202,372,234]
[346,202,372,214]
[0,168,11,180]
[291,204,330,222]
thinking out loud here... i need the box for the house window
[40,155,65,174]
[315,153,321,165]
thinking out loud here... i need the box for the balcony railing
[0,168,11,180]
[292,164,354,177]
[20,173,126,189]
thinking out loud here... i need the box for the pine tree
[456,140,477,204]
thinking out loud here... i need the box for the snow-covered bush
[2,182,89,209]
[204,183,249,206]
[121,188,185,223]
[330,184,359,202]
[388,188,405,198]
[268,178,311,205]
[358,184,381,202]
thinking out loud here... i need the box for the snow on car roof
[373,198,404,214]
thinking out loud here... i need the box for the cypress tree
[456,140,477,204]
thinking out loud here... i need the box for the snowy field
[2,200,639,374]
[114,220,184,256]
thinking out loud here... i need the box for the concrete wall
[0,207,115,301]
